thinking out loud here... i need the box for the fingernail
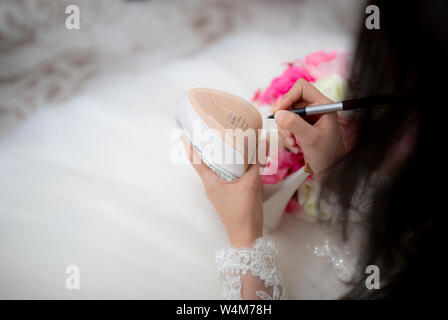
[285,137,295,147]
[290,146,299,154]
[294,135,301,146]
[275,110,286,122]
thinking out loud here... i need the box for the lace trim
[216,237,282,288]
[216,237,286,300]
[256,286,284,300]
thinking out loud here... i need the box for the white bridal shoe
[175,88,309,230]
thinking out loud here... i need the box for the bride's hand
[274,79,346,180]
[183,138,263,248]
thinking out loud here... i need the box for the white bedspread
[0,0,360,299]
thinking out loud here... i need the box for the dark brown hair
[321,0,443,299]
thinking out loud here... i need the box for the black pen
[267,94,396,119]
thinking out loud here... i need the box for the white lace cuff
[215,237,286,300]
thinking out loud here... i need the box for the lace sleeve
[215,237,286,300]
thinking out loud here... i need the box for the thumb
[274,110,315,143]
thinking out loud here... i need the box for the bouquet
[253,50,358,222]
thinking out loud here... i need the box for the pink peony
[302,50,350,80]
[261,167,289,185]
[304,50,338,66]
[285,196,300,213]
[254,49,352,218]
[262,148,305,185]
[251,88,261,102]
[252,50,349,107]
[254,65,314,106]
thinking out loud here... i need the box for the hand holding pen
[272,79,348,179]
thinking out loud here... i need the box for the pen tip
[267,114,275,119]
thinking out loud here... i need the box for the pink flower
[261,167,288,184]
[303,50,350,80]
[285,196,300,213]
[252,50,349,107]
[261,149,305,184]
[304,50,338,66]
[254,49,352,217]
[251,89,261,102]
[254,65,314,106]
[261,151,287,184]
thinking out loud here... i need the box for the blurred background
[0,0,365,299]
[0,0,361,136]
